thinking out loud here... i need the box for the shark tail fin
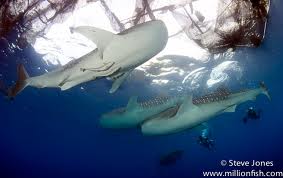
[259,81,271,101]
[8,64,30,98]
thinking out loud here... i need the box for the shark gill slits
[112,73,124,80]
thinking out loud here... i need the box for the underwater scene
[0,0,282,177]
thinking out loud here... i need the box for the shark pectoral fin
[223,105,237,113]
[109,71,131,93]
[71,26,117,59]
[60,81,78,91]
[126,96,139,111]
[177,95,198,116]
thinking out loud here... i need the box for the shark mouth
[192,87,231,105]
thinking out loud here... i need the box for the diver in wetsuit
[243,107,261,123]
[198,127,215,150]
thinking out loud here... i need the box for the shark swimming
[141,82,271,135]
[99,88,229,129]
[99,96,184,129]
[8,20,168,98]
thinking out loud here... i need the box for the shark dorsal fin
[177,95,198,115]
[223,105,237,113]
[71,26,117,59]
[126,96,139,111]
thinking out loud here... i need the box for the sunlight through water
[33,0,241,91]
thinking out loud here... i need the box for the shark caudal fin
[8,64,30,98]
[259,81,271,101]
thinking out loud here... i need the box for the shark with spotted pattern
[99,96,184,129]
[141,82,271,135]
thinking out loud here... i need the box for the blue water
[1,1,283,178]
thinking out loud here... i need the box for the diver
[243,107,261,123]
[197,127,215,150]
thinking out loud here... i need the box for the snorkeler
[243,107,262,123]
[197,127,215,150]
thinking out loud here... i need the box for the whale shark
[8,20,168,98]
[99,87,231,129]
[99,95,185,129]
[141,82,271,135]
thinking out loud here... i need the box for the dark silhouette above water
[159,150,184,166]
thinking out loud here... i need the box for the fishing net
[170,0,270,53]
[0,0,270,55]
[0,0,77,52]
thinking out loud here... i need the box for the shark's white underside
[10,20,168,97]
